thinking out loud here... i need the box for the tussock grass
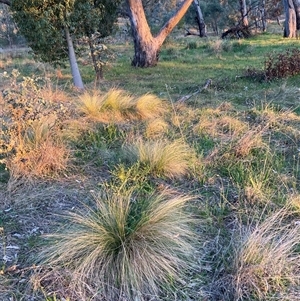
[145,118,169,138]
[77,89,134,122]
[39,190,195,300]
[126,139,194,179]
[196,114,248,139]
[136,93,168,120]
[78,89,167,124]
[233,127,267,158]
[234,205,300,300]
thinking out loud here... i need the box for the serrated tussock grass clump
[136,93,168,120]
[40,190,195,301]
[145,118,169,138]
[77,89,135,122]
[234,205,300,300]
[77,89,167,123]
[126,139,195,179]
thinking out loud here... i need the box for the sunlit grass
[125,139,195,179]
[77,89,168,123]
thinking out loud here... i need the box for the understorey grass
[1,30,300,301]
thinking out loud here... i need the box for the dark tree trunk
[193,0,207,37]
[88,38,103,81]
[283,0,297,37]
[126,0,193,67]
[292,0,300,29]
[261,0,267,31]
[239,0,249,26]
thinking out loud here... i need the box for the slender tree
[126,0,194,67]
[193,0,207,37]
[239,0,249,26]
[2,0,120,87]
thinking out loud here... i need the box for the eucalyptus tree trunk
[65,26,84,89]
[261,0,267,31]
[127,0,193,67]
[193,0,207,37]
[283,0,297,37]
[239,0,249,26]
[293,0,300,29]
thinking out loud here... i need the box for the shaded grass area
[1,32,300,300]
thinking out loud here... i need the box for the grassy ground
[1,27,300,300]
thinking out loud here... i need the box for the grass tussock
[234,205,300,300]
[78,89,167,123]
[39,190,195,301]
[136,93,168,120]
[126,139,194,179]
[145,118,169,138]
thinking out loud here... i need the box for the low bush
[0,71,69,180]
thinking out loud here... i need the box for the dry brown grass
[77,89,168,124]
[234,204,300,300]
[194,107,248,141]
[145,118,169,138]
[136,93,168,120]
[233,126,267,157]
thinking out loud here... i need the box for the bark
[283,0,297,37]
[239,0,249,26]
[292,0,300,29]
[193,0,207,37]
[65,26,84,89]
[127,0,193,67]
[261,0,267,32]
[88,38,103,81]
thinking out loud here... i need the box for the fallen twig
[177,79,211,103]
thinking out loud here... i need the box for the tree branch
[177,79,211,103]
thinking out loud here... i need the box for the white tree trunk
[65,26,84,89]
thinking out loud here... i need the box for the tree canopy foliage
[11,0,120,66]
